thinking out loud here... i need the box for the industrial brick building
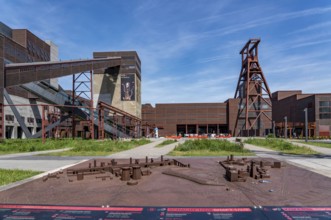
[0,22,142,140]
[142,103,228,137]
[93,51,141,119]
[272,90,331,138]
[142,91,331,138]
[142,98,272,137]
[0,22,57,138]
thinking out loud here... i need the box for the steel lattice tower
[233,39,272,136]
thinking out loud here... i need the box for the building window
[319,101,330,107]
[320,113,331,119]
[320,108,331,113]
[5,114,14,122]
[27,117,34,123]
[319,101,331,119]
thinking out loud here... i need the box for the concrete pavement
[107,138,182,158]
[243,143,331,178]
[0,138,180,171]
[288,140,331,155]
[0,148,71,159]
[0,148,86,171]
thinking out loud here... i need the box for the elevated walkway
[20,81,129,138]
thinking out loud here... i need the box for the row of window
[319,101,331,119]
[27,40,50,61]
[5,115,41,123]
[320,107,331,113]
[319,101,331,107]
[320,113,331,119]
[5,43,33,62]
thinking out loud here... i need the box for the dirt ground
[0,157,330,207]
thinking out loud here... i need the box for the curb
[0,159,87,192]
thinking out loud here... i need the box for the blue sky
[1,0,331,105]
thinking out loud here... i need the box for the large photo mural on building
[121,74,135,101]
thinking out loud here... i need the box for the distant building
[272,91,331,138]
[45,40,59,89]
[142,103,229,137]
[93,51,141,119]
[142,90,331,138]
[142,99,272,137]
[0,22,52,138]
[0,22,142,139]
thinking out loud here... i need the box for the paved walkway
[288,140,331,155]
[0,148,71,159]
[243,143,331,178]
[108,138,182,158]
[0,139,180,171]
[0,148,83,172]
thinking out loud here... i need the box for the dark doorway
[198,125,207,135]
[187,124,197,134]
[219,125,228,134]
[177,124,186,136]
[17,127,23,139]
[208,124,217,134]
[5,126,13,139]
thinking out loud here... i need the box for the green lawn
[298,141,331,149]
[0,169,42,186]
[0,139,151,156]
[244,138,319,155]
[0,139,72,155]
[41,139,151,156]
[156,139,177,147]
[168,139,254,156]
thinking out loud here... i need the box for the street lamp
[304,108,308,142]
[284,116,287,139]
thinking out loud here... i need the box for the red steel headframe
[233,39,272,136]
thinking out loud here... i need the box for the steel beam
[4,89,32,138]
[31,115,71,138]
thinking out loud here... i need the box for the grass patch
[0,169,42,186]
[298,141,331,149]
[0,139,73,155]
[168,139,253,156]
[244,138,319,155]
[156,139,177,147]
[42,139,151,156]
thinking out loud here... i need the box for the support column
[73,71,94,139]
[114,113,118,139]
[98,105,104,140]
[284,116,287,139]
[0,36,5,139]
[89,70,94,139]
[42,105,46,143]
[72,74,76,139]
